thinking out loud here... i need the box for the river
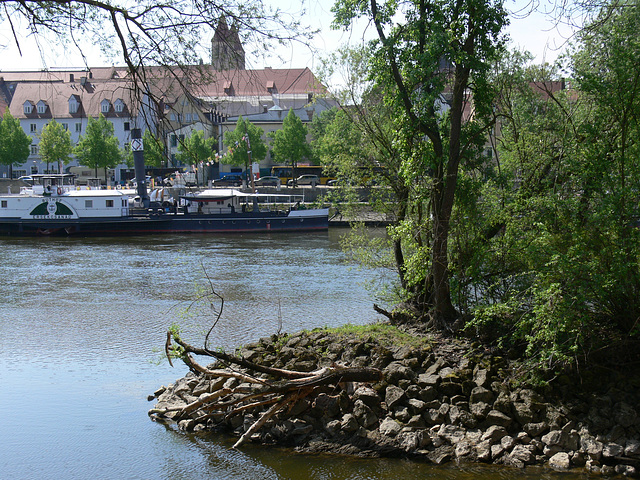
[0,230,588,479]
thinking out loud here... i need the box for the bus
[270,165,336,185]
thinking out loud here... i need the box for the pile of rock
[149,328,640,476]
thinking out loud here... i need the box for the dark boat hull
[0,211,329,236]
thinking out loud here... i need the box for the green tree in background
[74,113,123,180]
[39,119,73,173]
[269,109,311,186]
[142,129,167,168]
[224,116,267,177]
[0,108,31,177]
[177,130,217,185]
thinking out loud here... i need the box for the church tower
[211,17,245,70]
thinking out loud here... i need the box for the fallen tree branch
[152,329,384,447]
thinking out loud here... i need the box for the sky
[0,0,577,78]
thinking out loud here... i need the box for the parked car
[18,175,34,184]
[214,175,242,187]
[327,178,354,186]
[254,176,281,187]
[287,174,319,187]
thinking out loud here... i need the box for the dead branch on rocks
[151,330,382,448]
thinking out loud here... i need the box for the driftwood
[151,330,383,448]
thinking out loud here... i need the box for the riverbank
[148,324,640,477]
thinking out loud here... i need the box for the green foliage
[0,108,31,168]
[74,114,123,174]
[176,130,216,167]
[269,109,311,178]
[328,0,508,325]
[142,129,167,168]
[223,116,267,170]
[39,120,73,172]
[460,2,640,373]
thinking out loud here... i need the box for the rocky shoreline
[148,325,640,477]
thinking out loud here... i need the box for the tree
[142,129,167,168]
[0,108,31,177]
[223,116,267,177]
[177,130,217,185]
[269,109,311,186]
[332,0,508,328]
[39,119,73,173]
[74,114,123,179]
[463,0,640,371]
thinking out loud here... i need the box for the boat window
[106,200,114,208]
[85,200,93,208]
[1,201,7,208]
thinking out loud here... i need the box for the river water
[0,230,587,479]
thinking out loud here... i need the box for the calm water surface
[0,230,587,479]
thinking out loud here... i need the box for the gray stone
[509,444,536,466]
[581,436,604,461]
[384,361,416,383]
[407,398,427,414]
[427,446,454,465]
[474,368,491,387]
[523,421,549,437]
[418,373,441,387]
[501,435,516,451]
[455,440,474,459]
[394,406,412,423]
[542,430,563,446]
[625,439,640,457]
[341,413,359,433]
[353,400,378,429]
[438,424,466,444]
[399,431,423,452]
[385,385,407,410]
[379,417,402,437]
[470,401,492,419]
[419,386,438,402]
[485,409,513,428]
[511,402,535,425]
[603,442,624,458]
[407,414,426,428]
[549,452,571,470]
[470,386,494,404]
[491,443,505,459]
[423,408,445,426]
[476,439,492,462]
[324,419,341,436]
[481,425,508,443]
[352,385,381,409]
[615,465,637,477]
[439,381,463,397]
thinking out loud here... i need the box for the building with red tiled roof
[0,19,336,182]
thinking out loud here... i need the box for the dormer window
[266,80,276,94]
[114,99,124,113]
[101,99,111,113]
[69,95,80,114]
[23,101,34,115]
[37,101,48,114]
[223,80,234,96]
